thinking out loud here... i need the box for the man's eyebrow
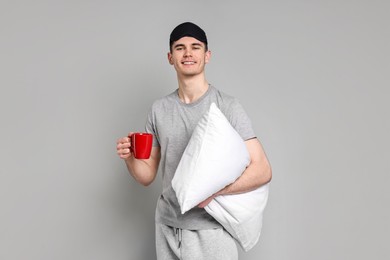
[191,43,203,47]
[173,43,185,49]
[173,42,203,49]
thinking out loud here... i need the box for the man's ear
[205,50,211,64]
[167,52,174,65]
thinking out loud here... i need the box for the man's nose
[184,49,192,57]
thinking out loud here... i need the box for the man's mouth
[182,61,196,65]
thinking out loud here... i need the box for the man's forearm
[125,147,160,186]
[217,138,272,196]
[216,160,271,196]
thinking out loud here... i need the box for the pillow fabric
[205,183,269,251]
[172,102,250,214]
[172,102,269,251]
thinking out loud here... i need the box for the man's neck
[177,75,209,104]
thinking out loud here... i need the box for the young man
[116,22,272,260]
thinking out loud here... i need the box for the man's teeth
[183,61,195,65]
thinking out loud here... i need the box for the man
[116,22,272,260]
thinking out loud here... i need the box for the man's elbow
[257,162,272,186]
[264,164,272,184]
[140,180,153,187]
[132,173,156,187]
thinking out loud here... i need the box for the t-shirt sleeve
[145,106,161,147]
[225,99,256,141]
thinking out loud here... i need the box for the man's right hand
[116,132,161,186]
[116,132,134,159]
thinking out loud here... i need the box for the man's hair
[169,22,208,52]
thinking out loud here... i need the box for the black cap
[169,22,208,47]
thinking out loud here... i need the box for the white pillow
[172,102,250,214]
[205,184,269,251]
[172,102,270,251]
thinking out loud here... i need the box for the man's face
[168,36,211,78]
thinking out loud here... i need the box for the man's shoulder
[210,85,240,108]
[150,90,177,109]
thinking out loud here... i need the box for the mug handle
[129,134,135,154]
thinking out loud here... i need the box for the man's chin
[177,70,200,77]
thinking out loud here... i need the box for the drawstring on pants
[175,227,182,249]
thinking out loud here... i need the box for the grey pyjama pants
[155,223,238,260]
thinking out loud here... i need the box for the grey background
[1,0,389,259]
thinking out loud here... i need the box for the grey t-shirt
[145,85,256,229]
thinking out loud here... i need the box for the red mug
[129,133,153,159]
